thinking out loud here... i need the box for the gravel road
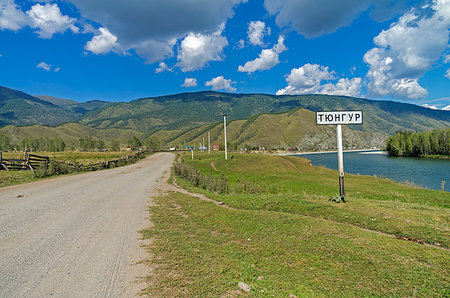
[0,152,174,297]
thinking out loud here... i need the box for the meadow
[142,152,449,296]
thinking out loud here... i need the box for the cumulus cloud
[443,104,450,110]
[36,61,51,71]
[1,1,79,38]
[277,63,335,95]
[276,63,362,97]
[446,69,450,79]
[235,39,245,49]
[181,77,198,87]
[320,78,362,97]
[155,62,172,74]
[444,54,450,64]
[67,0,245,62]
[264,0,411,38]
[176,25,228,72]
[248,20,270,46]
[363,1,450,100]
[27,3,78,38]
[205,76,236,91]
[421,103,439,110]
[238,35,286,73]
[0,0,29,31]
[84,27,119,54]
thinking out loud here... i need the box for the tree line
[0,133,160,153]
[386,128,449,157]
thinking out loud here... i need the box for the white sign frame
[316,110,363,125]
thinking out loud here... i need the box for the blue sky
[0,0,449,110]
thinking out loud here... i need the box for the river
[293,151,449,191]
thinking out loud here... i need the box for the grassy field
[0,151,135,187]
[141,152,449,296]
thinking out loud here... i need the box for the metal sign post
[316,110,363,200]
[336,124,345,197]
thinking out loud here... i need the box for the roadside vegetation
[142,152,449,296]
[0,150,148,187]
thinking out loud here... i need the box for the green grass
[142,191,449,296]
[140,152,449,296]
[179,152,449,248]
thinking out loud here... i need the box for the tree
[144,136,160,152]
[109,139,121,151]
[128,136,142,148]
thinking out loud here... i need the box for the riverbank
[141,152,449,296]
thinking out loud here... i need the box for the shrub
[34,160,74,178]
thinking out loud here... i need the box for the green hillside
[35,95,113,117]
[79,91,450,134]
[0,123,143,149]
[1,86,448,143]
[161,108,388,149]
[0,86,78,126]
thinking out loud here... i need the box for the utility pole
[203,136,205,151]
[223,114,228,160]
[208,131,210,154]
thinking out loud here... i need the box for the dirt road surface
[0,153,174,297]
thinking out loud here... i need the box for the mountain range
[0,85,448,148]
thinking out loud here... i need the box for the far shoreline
[273,148,385,156]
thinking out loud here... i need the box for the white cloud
[277,63,335,95]
[264,0,411,38]
[238,35,286,73]
[421,104,439,110]
[67,0,245,62]
[155,62,172,73]
[442,104,450,110]
[236,39,245,49]
[320,78,362,97]
[277,63,362,97]
[205,76,236,91]
[37,61,51,71]
[0,0,29,31]
[248,20,269,46]
[444,54,450,64]
[176,25,228,72]
[181,77,198,87]
[85,27,119,54]
[27,3,78,39]
[446,69,450,79]
[364,1,450,100]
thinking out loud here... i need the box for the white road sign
[316,110,363,125]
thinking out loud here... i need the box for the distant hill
[79,91,450,134]
[0,123,143,149]
[1,86,449,140]
[159,108,388,150]
[0,86,78,126]
[35,95,113,117]
[34,95,78,107]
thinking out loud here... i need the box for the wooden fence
[0,151,49,171]
[0,150,148,172]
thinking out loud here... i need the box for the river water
[293,151,449,191]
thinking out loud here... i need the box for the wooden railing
[0,151,49,171]
[0,150,148,172]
